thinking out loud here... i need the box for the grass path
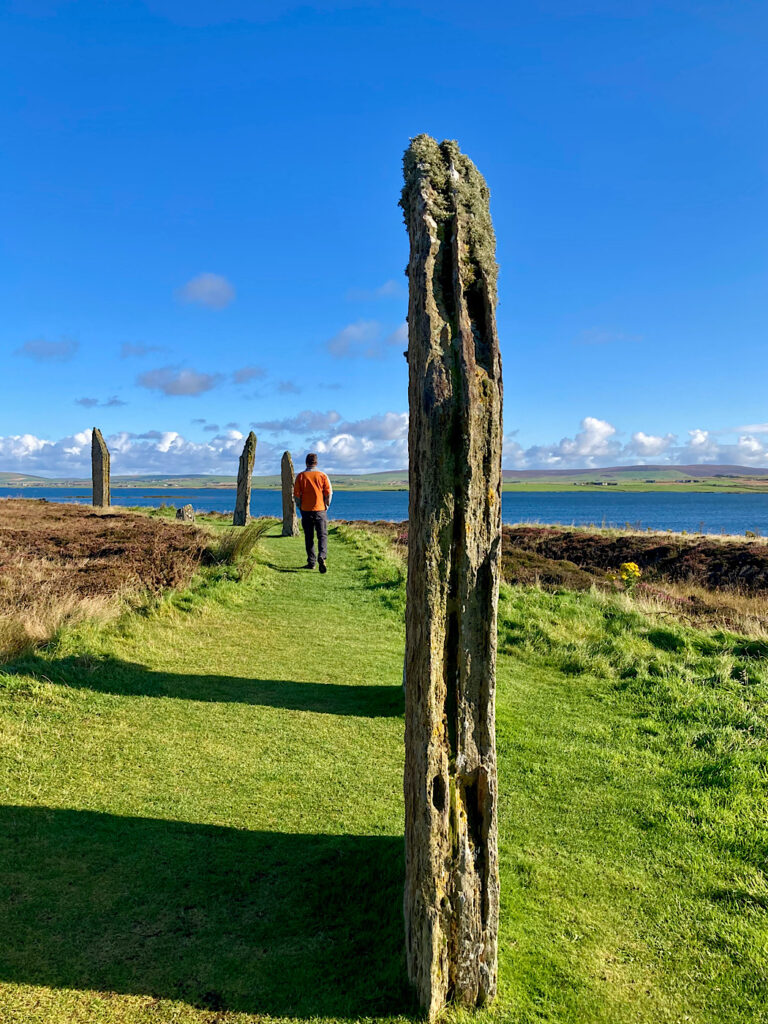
[0,524,766,1023]
[0,526,410,1023]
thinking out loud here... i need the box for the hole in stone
[432,774,446,813]
[464,276,492,373]
[432,222,457,328]
[444,608,459,757]
[463,776,482,854]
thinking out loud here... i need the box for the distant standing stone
[281,451,299,536]
[91,427,111,508]
[233,431,257,526]
[176,504,195,522]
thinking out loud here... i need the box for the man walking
[293,452,332,573]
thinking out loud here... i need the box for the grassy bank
[0,522,766,1022]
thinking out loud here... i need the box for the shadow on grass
[264,562,312,574]
[0,804,415,1018]
[5,653,404,717]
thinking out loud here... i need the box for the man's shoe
[318,558,327,574]
[303,562,315,569]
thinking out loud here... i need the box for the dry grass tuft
[207,518,278,578]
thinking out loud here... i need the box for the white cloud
[735,435,767,463]
[0,427,283,477]
[681,428,720,462]
[688,428,709,448]
[524,416,622,467]
[385,322,408,349]
[314,432,407,472]
[0,433,53,459]
[176,272,235,309]
[326,320,381,358]
[15,338,79,362]
[628,431,676,457]
[500,419,768,470]
[568,417,618,456]
[252,410,342,433]
[6,415,768,480]
[325,320,406,359]
[337,412,408,441]
[317,433,374,461]
[303,410,409,472]
[137,366,222,396]
[502,435,525,466]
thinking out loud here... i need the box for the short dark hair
[306,452,318,467]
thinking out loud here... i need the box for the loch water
[4,487,768,536]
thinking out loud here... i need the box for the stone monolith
[233,431,257,526]
[91,427,111,508]
[281,451,299,536]
[401,135,503,1017]
[176,504,195,522]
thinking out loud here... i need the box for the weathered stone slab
[176,504,195,522]
[233,431,257,526]
[401,135,503,1017]
[91,427,111,508]
[281,451,299,536]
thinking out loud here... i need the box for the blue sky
[2,0,766,476]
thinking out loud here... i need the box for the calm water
[4,486,768,535]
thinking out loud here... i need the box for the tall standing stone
[281,451,299,536]
[91,427,111,508]
[401,135,503,1017]
[233,431,257,526]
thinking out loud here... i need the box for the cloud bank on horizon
[1,416,767,478]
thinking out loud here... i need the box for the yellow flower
[619,561,641,582]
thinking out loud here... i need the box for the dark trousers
[301,510,328,565]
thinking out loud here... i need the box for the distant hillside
[502,465,768,480]
[2,465,768,493]
[0,472,49,485]
[500,465,768,492]
[0,470,409,490]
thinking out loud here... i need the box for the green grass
[0,524,766,1023]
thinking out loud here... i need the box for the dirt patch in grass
[0,499,210,658]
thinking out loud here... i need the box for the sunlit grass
[0,523,765,1022]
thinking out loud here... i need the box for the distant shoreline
[3,464,768,494]
[3,482,768,494]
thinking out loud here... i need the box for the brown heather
[0,500,209,659]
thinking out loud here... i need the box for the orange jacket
[294,469,332,512]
